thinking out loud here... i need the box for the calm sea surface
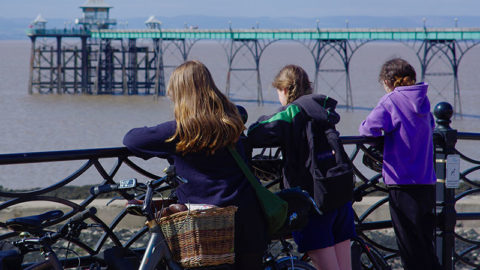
[1,40,480,189]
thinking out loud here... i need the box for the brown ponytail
[379,58,416,91]
[393,75,416,88]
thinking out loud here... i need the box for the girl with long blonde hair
[124,60,267,269]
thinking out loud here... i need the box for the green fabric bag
[228,146,288,236]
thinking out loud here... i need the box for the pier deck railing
[27,27,480,41]
[0,102,479,269]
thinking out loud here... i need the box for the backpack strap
[293,95,351,169]
[324,126,350,167]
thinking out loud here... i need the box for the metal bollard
[433,102,458,270]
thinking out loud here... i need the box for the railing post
[433,102,457,270]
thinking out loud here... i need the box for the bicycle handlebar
[90,184,119,196]
[90,166,187,198]
[67,207,97,226]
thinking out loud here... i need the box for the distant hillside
[2,15,479,40]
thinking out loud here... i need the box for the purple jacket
[358,83,436,186]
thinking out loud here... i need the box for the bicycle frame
[94,167,186,270]
[23,247,63,270]
[139,222,181,270]
[138,180,182,270]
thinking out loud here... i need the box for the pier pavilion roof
[33,14,47,24]
[80,0,112,9]
[145,16,162,25]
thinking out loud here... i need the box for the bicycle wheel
[275,258,316,270]
[351,239,391,270]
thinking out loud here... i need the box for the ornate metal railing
[0,147,164,263]
[0,101,478,269]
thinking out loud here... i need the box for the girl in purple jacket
[359,58,440,270]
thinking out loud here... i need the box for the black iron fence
[0,101,479,269]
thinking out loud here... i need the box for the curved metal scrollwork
[0,148,162,264]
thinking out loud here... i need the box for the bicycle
[351,178,392,270]
[2,207,101,269]
[92,165,232,270]
[91,165,320,270]
[261,188,321,270]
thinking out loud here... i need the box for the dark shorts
[292,202,356,253]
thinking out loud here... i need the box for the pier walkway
[89,27,480,40]
[28,27,480,40]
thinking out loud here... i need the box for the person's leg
[308,246,340,270]
[330,202,355,270]
[306,240,350,270]
[388,186,439,270]
[293,210,337,270]
[416,186,441,269]
[333,240,351,270]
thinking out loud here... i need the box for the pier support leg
[56,37,62,94]
[81,37,89,94]
[224,38,268,104]
[153,38,165,96]
[305,39,359,110]
[418,40,462,116]
[28,37,36,95]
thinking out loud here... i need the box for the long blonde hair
[167,60,244,155]
[272,65,312,104]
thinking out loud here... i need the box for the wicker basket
[158,205,238,268]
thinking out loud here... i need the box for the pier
[26,1,480,113]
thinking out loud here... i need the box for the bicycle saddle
[5,210,64,232]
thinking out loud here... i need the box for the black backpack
[295,96,354,213]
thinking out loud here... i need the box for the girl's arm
[246,105,298,148]
[359,102,394,137]
[123,121,176,159]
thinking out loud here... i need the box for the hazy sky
[2,0,479,19]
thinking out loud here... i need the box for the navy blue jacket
[123,121,253,207]
[247,94,340,195]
